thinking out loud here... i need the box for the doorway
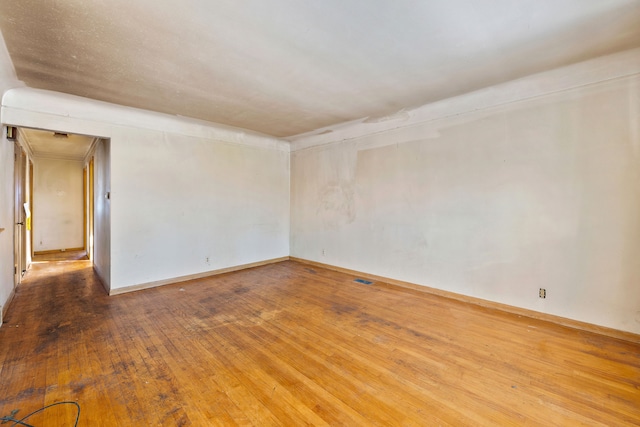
[11,127,107,275]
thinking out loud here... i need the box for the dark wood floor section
[0,260,638,425]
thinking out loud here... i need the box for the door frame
[87,157,95,260]
[13,140,26,286]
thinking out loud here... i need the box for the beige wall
[291,71,640,334]
[33,157,84,251]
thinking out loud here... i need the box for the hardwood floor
[32,250,88,262]
[0,260,638,426]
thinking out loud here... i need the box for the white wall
[291,52,640,334]
[0,130,14,317]
[110,129,289,289]
[0,28,24,319]
[1,88,290,293]
[93,139,110,290]
[32,157,84,251]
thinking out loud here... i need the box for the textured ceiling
[1,1,639,138]
[21,128,95,161]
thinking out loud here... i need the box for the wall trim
[109,257,290,296]
[290,257,640,344]
[2,88,290,152]
[83,137,101,165]
[34,247,85,255]
[288,47,640,151]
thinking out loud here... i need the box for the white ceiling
[1,1,639,138]
[20,128,95,161]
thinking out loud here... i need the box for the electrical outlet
[539,288,546,299]
[322,249,326,256]
[205,256,210,264]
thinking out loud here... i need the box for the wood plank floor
[32,250,89,262]
[0,260,638,426]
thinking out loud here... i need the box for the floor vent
[354,278,373,285]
